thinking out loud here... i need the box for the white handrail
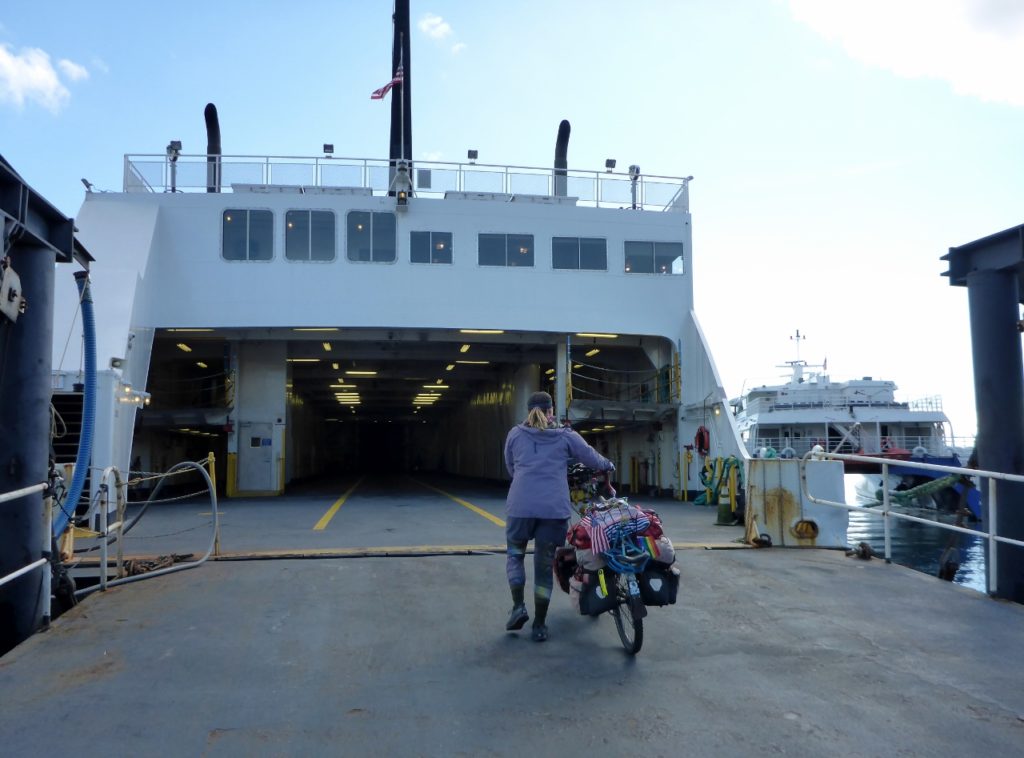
[0,482,47,504]
[0,482,49,597]
[798,449,1024,596]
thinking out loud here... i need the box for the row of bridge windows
[222,209,684,274]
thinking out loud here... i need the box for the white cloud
[0,44,70,112]
[419,13,453,39]
[789,0,1024,107]
[421,150,443,161]
[451,42,467,55]
[58,58,89,82]
[90,57,110,75]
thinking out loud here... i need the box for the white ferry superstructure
[53,146,745,502]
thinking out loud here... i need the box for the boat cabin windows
[347,211,397,262]
[286,210,336,262]
[624,241,684,275]
[552,237,607,271]
[411,231,453,264]
[478,233,534,267]
[222,209,273,261]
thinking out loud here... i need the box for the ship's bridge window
[478,233,534,267]
[411,231,453,264]
[624,241,684,275]
[286,210,336,261]
[222,209,273,261]
[347,211,396,262]
[552,237,607,270]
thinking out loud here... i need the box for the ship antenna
[790,329,805,362]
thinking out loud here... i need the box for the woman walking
[503,391,614,641]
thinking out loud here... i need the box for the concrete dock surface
[1,475,1022,756]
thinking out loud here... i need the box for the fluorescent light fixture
[455,360,489,365]
[585,349,600,357]
[329,384,357,389]
[545,368,555,374]
[345,370,377,376]
[576,333,618,339]
[196,361,208,368]
[446,364,455,371]
[459,329,504,334]
[176,343,192,352]
[293,327,339,332]
[332,362,339,370]
[287,358,320,363]
[459,344,470,353]
[573,364,582,368]
[322,342,332,351]
[423,384,449,389]
[167,328,214,332]
[603,425,616,429]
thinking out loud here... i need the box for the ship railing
[746,435,949,458]
[122,154,692,211]
[799,450,1024,597]
[0,483,51,627]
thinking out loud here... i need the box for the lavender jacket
[504,423,613,519]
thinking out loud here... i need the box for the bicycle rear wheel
[611,577,644,654]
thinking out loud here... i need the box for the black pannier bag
[638,563,679,606]
[578,569,619,616]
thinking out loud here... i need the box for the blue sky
[4,0,1024,440]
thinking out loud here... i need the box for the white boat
[731,338,953,461]
[47,28,748,511]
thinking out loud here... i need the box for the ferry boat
[46,39,746,518]
[731,340,953,461]
[730,337,980,516]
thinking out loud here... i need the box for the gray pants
[505,517,568,601]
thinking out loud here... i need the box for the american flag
[370,65,404,100]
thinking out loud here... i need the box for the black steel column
[966,268,1024,601]
[0,242,55,654]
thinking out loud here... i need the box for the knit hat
[527,391,553,410]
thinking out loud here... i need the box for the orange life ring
[695,425,710,457]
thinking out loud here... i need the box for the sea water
[843,475,987,594]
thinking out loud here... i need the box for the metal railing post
[988,481,998,596]
[881,461,892,562]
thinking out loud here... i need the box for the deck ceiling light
[455,360,489,365]
[167,328,214,332]
[576,333,619,339]
[459,329,504,334]
[345,370,377,376]
[197,361,208,369]
[176,343,192,352]
[585,349,600,357]
[322,342,332,351]
[424,384,449,389]
[293,327,339,332]
[329,384,357,389]
[460,344,471,353]
[287,358,320,363]
[446,364,455,371]
[545,368,555,375]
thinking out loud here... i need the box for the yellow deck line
[313,476,365,531]
[411,479,506,527]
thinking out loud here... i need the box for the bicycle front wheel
[611,578,644,655]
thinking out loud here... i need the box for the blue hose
[54,272,96,538]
